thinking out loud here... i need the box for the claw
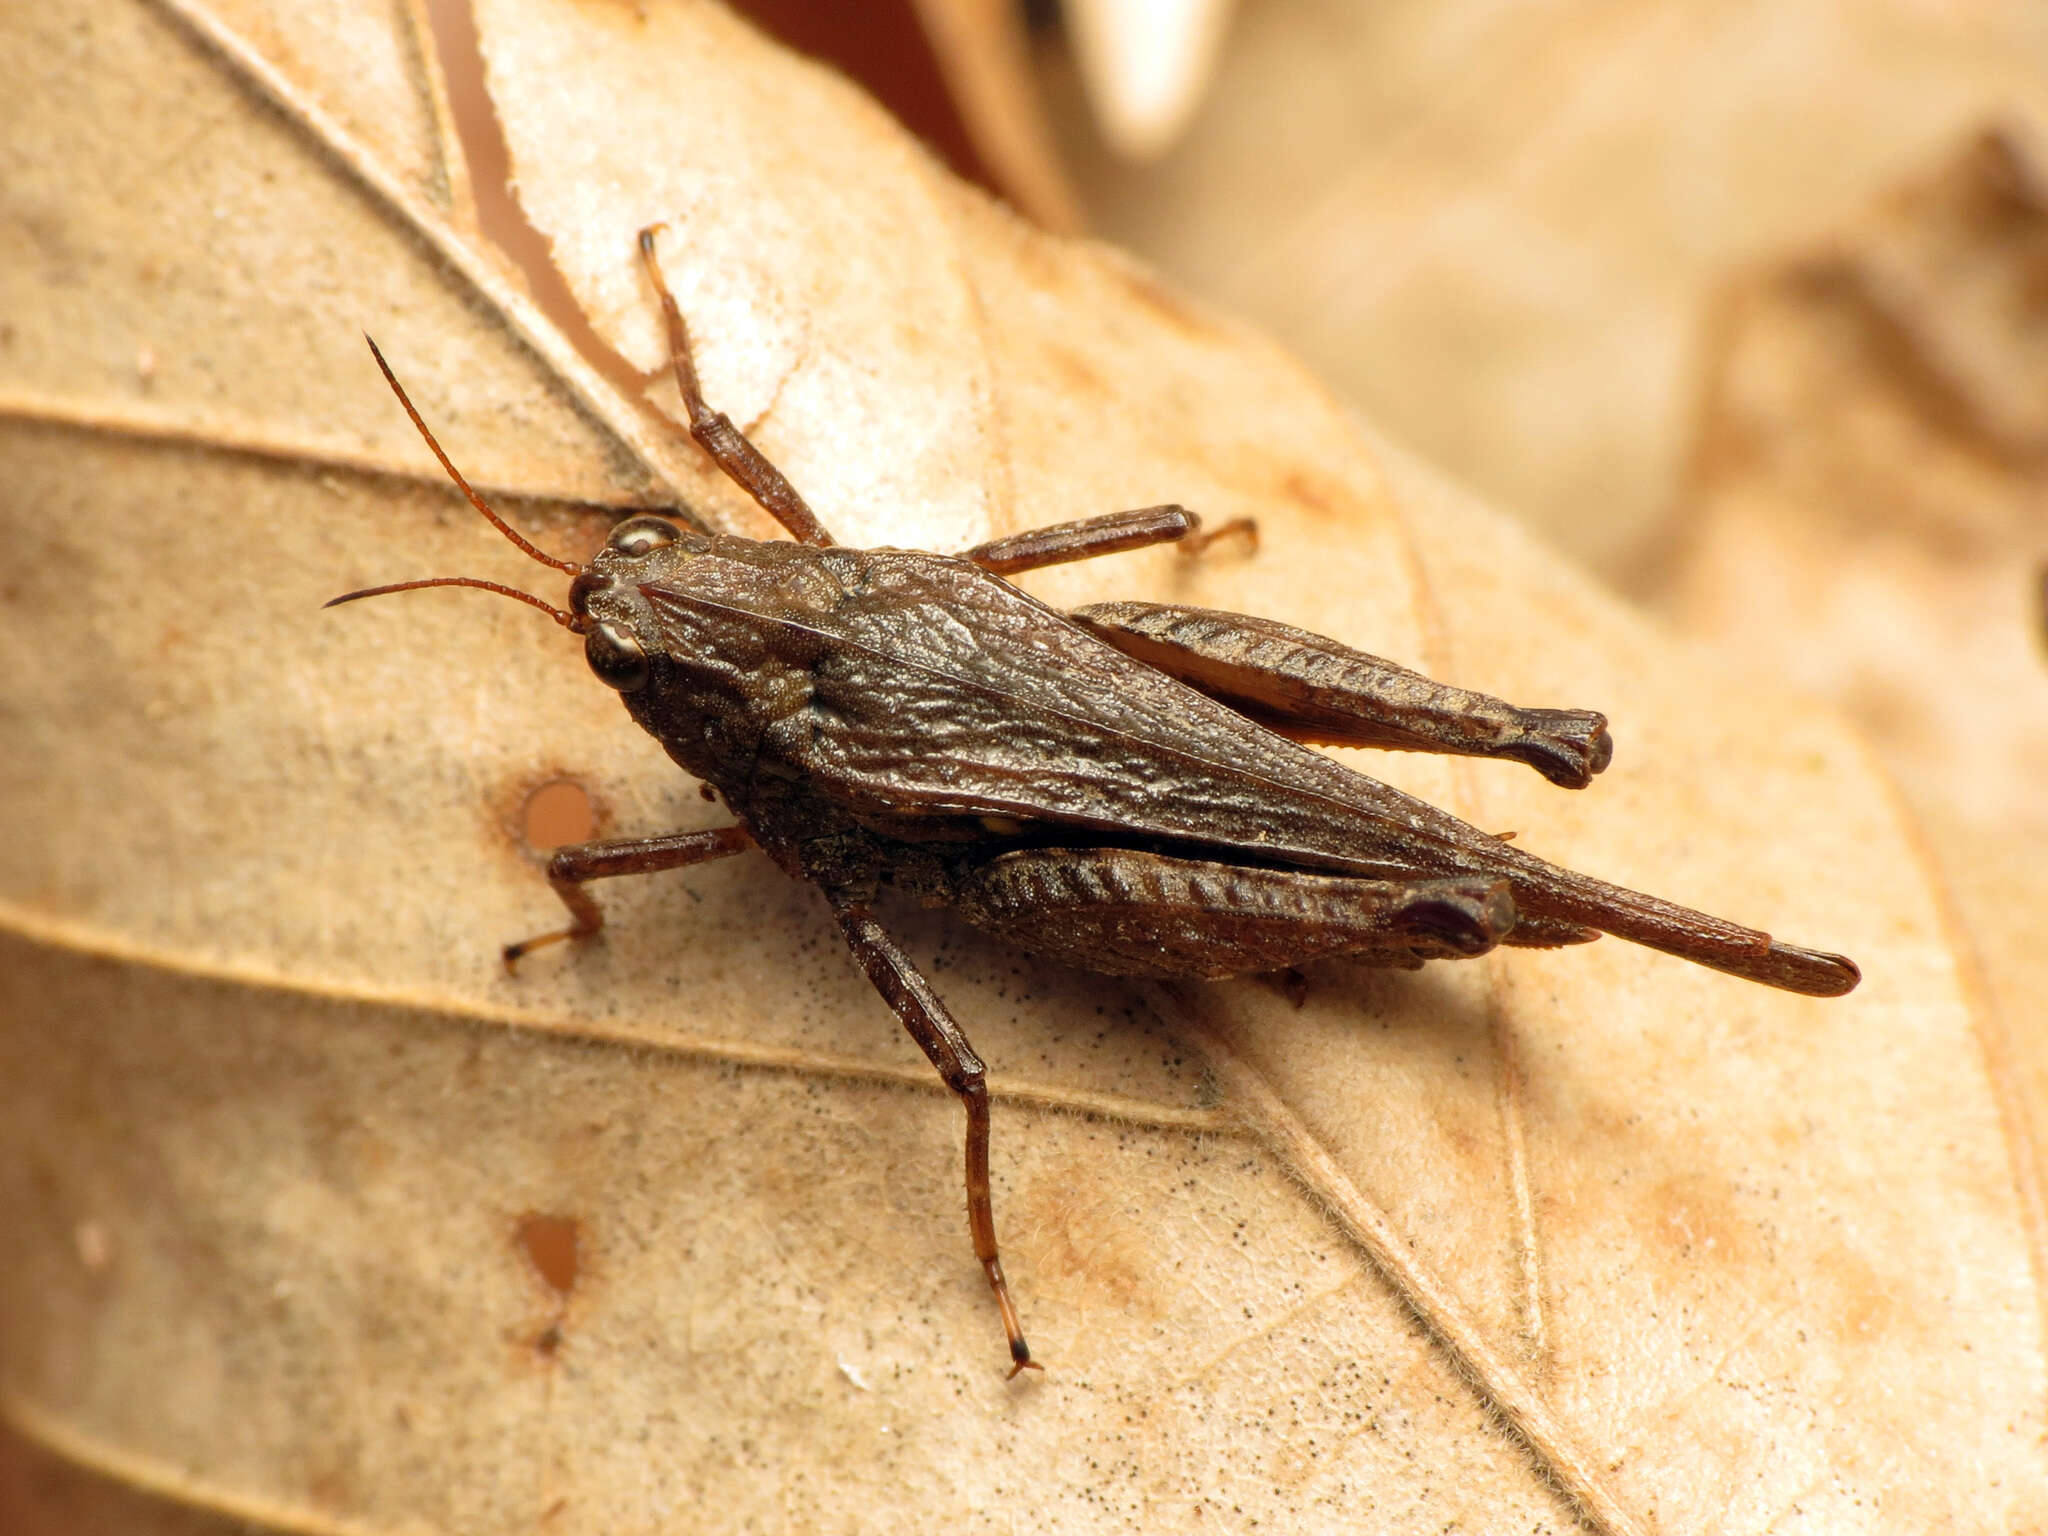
[987,1258,1042,1378]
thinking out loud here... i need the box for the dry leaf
[906,0,1086,233]
[1034,0,2048,584]
[1660,124,2048,1309]
[1666,127,2048,833]
[1062,0,1238,163]
[0,2,2041,1532]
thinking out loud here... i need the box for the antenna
[364,335,580,575]
[323,576,579,629]
[327,338,587,632]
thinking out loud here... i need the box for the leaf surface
[0,2,2039,1532]
[1659,125,2048,1342]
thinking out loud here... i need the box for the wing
[641,541,1488,879]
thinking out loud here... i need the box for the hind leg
[952,846,1517,979]
[1069,601,1613,789]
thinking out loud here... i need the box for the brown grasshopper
[331,228,1858,1377]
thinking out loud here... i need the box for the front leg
[638,226,836,547]
[1071,601,1614,789]
[503,825,754,966]
[830,899,1040,1378]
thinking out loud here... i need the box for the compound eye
[585,619,648,693]
[608,515,681,558]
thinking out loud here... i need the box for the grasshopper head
[567,514,710,694]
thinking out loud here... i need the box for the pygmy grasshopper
[331,228,1858,1376]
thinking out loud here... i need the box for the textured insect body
[332,228,1858,1376]
[576,526,1850,995]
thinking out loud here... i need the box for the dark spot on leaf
[523,778,595,850]
[516,1212,580,1298]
